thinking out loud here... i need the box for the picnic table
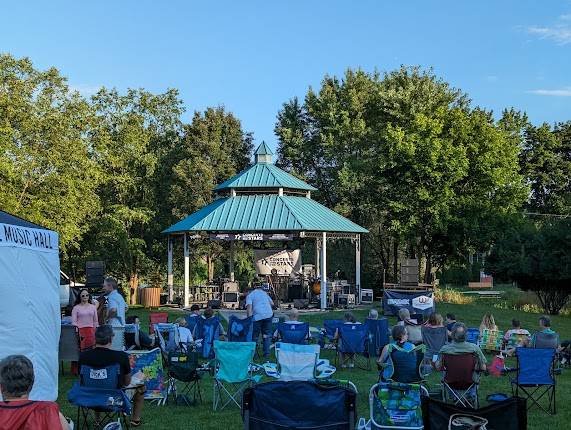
[461,290,504,299]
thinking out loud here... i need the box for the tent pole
[356,234,361,304]
[183,233,190,308]
[320,232,327,309]
[229,240,235,282]
[167,236,173,303]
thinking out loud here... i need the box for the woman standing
[71,289,99,351]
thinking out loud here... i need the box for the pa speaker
[86,261,105,289]
[207,299,221,309]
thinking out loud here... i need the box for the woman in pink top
[71,289,98,351]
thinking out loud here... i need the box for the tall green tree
[81,88,184,303]
[0,54,100,253]
[276,67,527,285]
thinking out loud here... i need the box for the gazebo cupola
[214,141,316,198]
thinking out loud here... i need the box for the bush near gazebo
[486,217,571,315]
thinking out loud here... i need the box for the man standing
[79,325,145,427]
[103,277,127,327]
[246,285,274,359]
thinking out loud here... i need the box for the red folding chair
[441,353,481,408]
[149,312,169,335]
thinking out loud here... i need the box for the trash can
[139,287,161,308]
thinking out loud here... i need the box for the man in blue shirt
[103,277,127,327]
[246,285,274,358]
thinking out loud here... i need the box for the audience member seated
[125,315,154,349]
[79,325,145,427]
[0,355,70,430]
[368,309,379,320]
[436,323,487,371]
[378,325,425,383]
[174,317,194,349]
[445,313,457,332]
[479,313,498,336]
[503,319,530,353]
[396,308,422,345]
[530,315,560,349]
[273,308,310,341]
[335,312,361,368]
[378,325,415,365]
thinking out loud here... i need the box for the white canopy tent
[0,211,60,401]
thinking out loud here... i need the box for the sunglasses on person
[81,294,89,298]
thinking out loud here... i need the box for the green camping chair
[212,341,259,411]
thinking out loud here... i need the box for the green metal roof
[214,163,317,192]
[162,195,368,234]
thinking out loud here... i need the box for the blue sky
[1,1,570,151]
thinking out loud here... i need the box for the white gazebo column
[315,238,321,278]
[320,232,327,309]
[183,233,190,308]
[229,240,235,282]
[355,234,361,304]
[167,236,174,303]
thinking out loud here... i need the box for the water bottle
[106,396,115,406]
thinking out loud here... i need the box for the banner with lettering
[0,223,58,253]
[383,290,435,316]
[254,249,301,276]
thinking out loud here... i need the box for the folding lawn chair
[504,332,530,351]
[319,319,344,349]
[510,347,557,415]
[274,342,320,381]
[167,347,202,406]
[242,380,357,430]
[465,328,480,344]
[228,315,253,342]
[532,332,560,349]
[59,324,80,375]
[185,314,201,334]
[149,312,168,335]
[440,353,481,409]
[195,316,221,359]
[154,323,181,358]
[277,322,310,344]
[124,323,141,350]
[368,381,428,430]
[337,323,370,370]
[365,318,390,359]
[213,340,258,411]
[478,329,504,352]
[68,364,132,430]
[421,326,447,359]
[380,344,427,385]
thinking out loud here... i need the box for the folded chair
[277,322,310,344]
[368,382,428,430]
[228,315,254,342]
[167,347,202,406]
[510,347,557,415]
[381,344,427,385]
[68,364,131,430]
[337,323,370,370]
[195,316,221,359]
[213,340,258,411]
[149,312,168,335]
[440,353,481,409]
[242,380,357,430]
[365,318,390,358]
[274,342,320,381]
[478,329,504,352]
[59,324,80,375]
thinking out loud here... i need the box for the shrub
[435,287,474,305]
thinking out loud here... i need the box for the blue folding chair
[364,318,389,358]
[277,322,310,344]
[511,347,557,415]
[466,327,480,344]
[154,323,181,357]
[194,316,221,359]
[337,323,370,370]
[228,315,254,342]
[68,364,131,430]
[319,319,344,349]
[185,314,201,334]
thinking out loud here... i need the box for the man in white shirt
[246,285,274,358]
[175,317,193,350]
[103,277,127,327]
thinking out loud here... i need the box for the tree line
[1,55,569,312]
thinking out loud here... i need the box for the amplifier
[86,261,105,289]
[207,299,221,309]
[222,292,239,308]
[338,293,356,307]
[360,289,373,303]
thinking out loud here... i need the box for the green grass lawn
[58,299,571,429]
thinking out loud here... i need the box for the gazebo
[162,143,368,309]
